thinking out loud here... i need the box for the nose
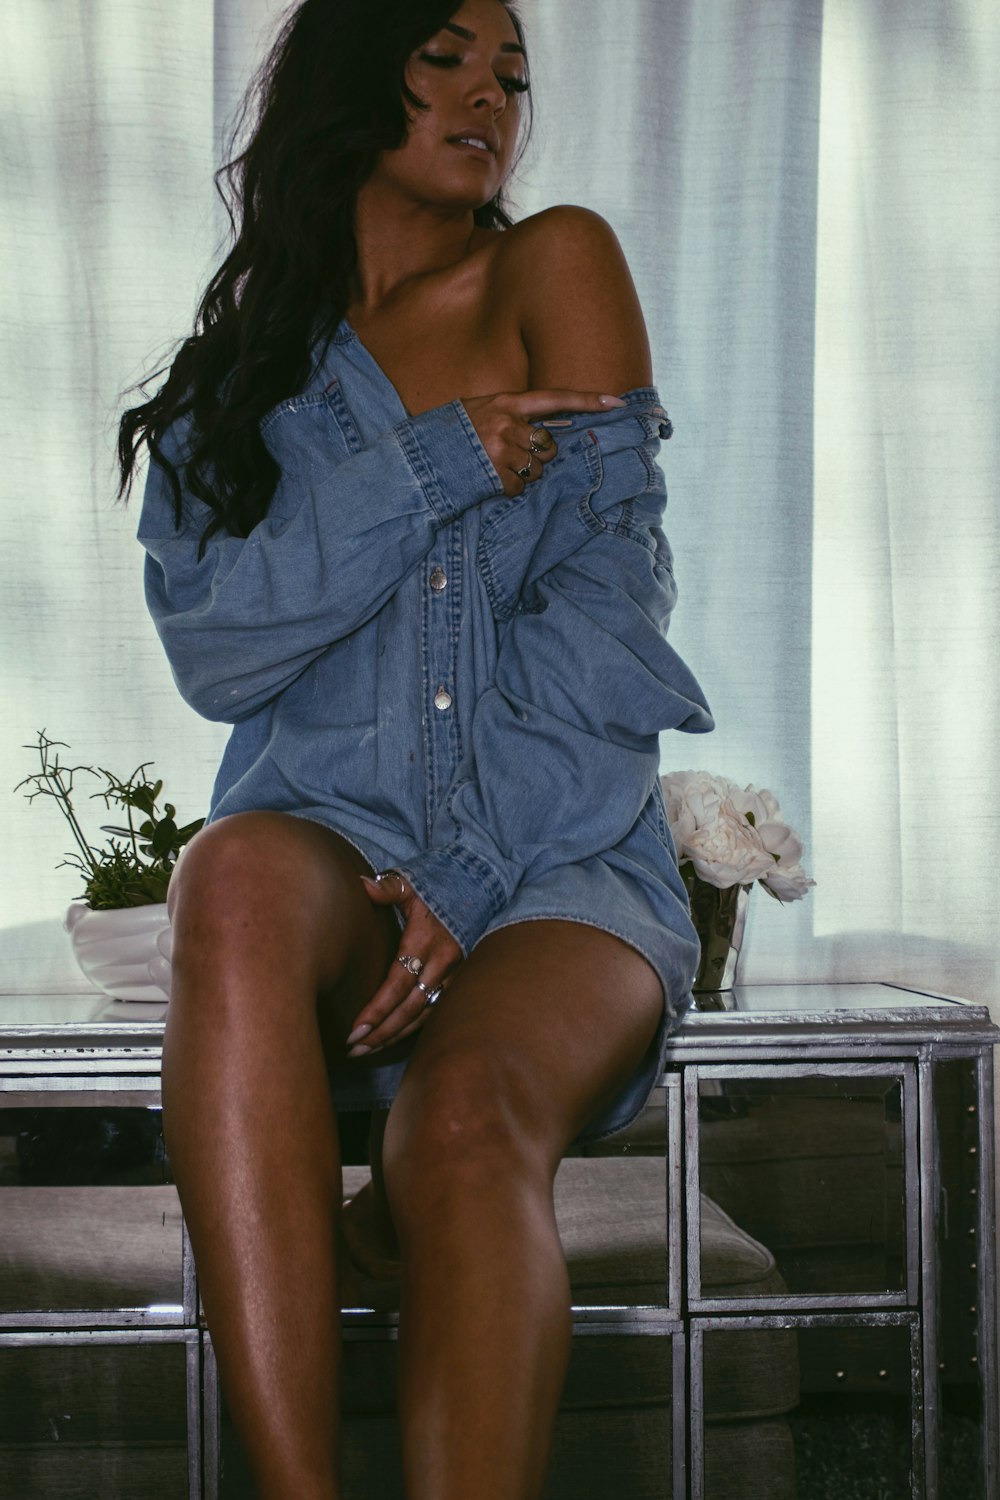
[466,68,507,115]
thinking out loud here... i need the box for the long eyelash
[418,52,529,95]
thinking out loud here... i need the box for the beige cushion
[342,1161,799,1425]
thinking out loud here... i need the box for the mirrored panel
[561,1087,670,1307]
[697,1074,906,1299]
[216,1330,676,1500]
[696,1320,919,1500]
[0,1106,183,1318]
[557,1155,668,1307]
[0,1338,190,1499]
[931,1057,989,1495]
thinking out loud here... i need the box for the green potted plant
[15,731,204,1002]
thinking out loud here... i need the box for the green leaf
[150,818,178,856]
[745,810,756,827]
[126,787,157,816]
[176,818,205,843]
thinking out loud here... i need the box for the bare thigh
[167,810,401,1055]
[384,920,665,1183]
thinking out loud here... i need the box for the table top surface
[0,982,996,1056]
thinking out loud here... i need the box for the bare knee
[166,811,368,988]
[383,1051,551,1230]
[170,812,291,928]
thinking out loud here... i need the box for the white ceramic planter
[65,902,173,1003]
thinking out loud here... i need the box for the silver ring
[397,954,423,977]
[515,461,532,480]
[414,980,443,1007]
[529,427,551,453]
[375,868,407,898]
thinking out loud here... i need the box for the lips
[446,128,499,156]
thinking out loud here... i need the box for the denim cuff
[397,842,513,956]
[395,401,504,525]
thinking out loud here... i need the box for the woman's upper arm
[508,205,654,395]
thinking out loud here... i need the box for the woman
[119,0,713,1495]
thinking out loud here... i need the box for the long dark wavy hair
[117,0,530,551]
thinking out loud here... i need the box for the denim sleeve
[138,400,502,722]
[398,472,715,954]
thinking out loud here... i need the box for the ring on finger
[397,953,423,977]
[376,867,408,899]
[414,979,443,1008]
[529,427,552,453]
[515,459,533,480]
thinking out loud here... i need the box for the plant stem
[48,765,99,878]
[123,769,141,864]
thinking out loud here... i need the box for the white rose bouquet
[660,770,814,997]
[660,770,815,903]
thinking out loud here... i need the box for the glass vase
[684,874,754,1010]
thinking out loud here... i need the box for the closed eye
[418,51,529,95]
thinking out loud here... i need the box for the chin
[432,182,500,212]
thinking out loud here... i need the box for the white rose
[661,769,742,854]
[682,799,777,889]
[661,770,816,900]
[760,861,817,903]
[729,781,813,899]
[727,782,782,827]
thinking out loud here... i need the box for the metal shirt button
[429,566,447,592]
[433,686,453,711]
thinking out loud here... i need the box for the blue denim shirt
[138,321,714,1135]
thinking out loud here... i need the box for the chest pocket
[475,431,605,620]
[259,380,361,519]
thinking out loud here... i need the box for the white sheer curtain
[2,0,998,1013]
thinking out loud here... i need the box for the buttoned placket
[421,521,463,841]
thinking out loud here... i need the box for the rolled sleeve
[396,400,505,525]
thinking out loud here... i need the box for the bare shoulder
[494,206,653,392]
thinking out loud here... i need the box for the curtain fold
[2,0,997,1009]
[810,0,1000,1002]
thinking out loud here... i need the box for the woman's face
[375,0,529,211]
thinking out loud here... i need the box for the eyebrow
[443,21,526,56]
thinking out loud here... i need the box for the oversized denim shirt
[139,320,714,1136]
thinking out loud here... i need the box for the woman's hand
[347,871,463,1055]
[462,388,627,497]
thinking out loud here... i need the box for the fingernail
[348,1044,372,1058]
[346,1023,372,1045]
[599,395,628,407]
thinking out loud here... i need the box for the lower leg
[390,1151,571,1500]
[383,922,664,1500]
[164,974,343,1498]
[163,816,394,1499]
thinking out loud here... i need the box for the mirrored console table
[1,981,997,1499]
